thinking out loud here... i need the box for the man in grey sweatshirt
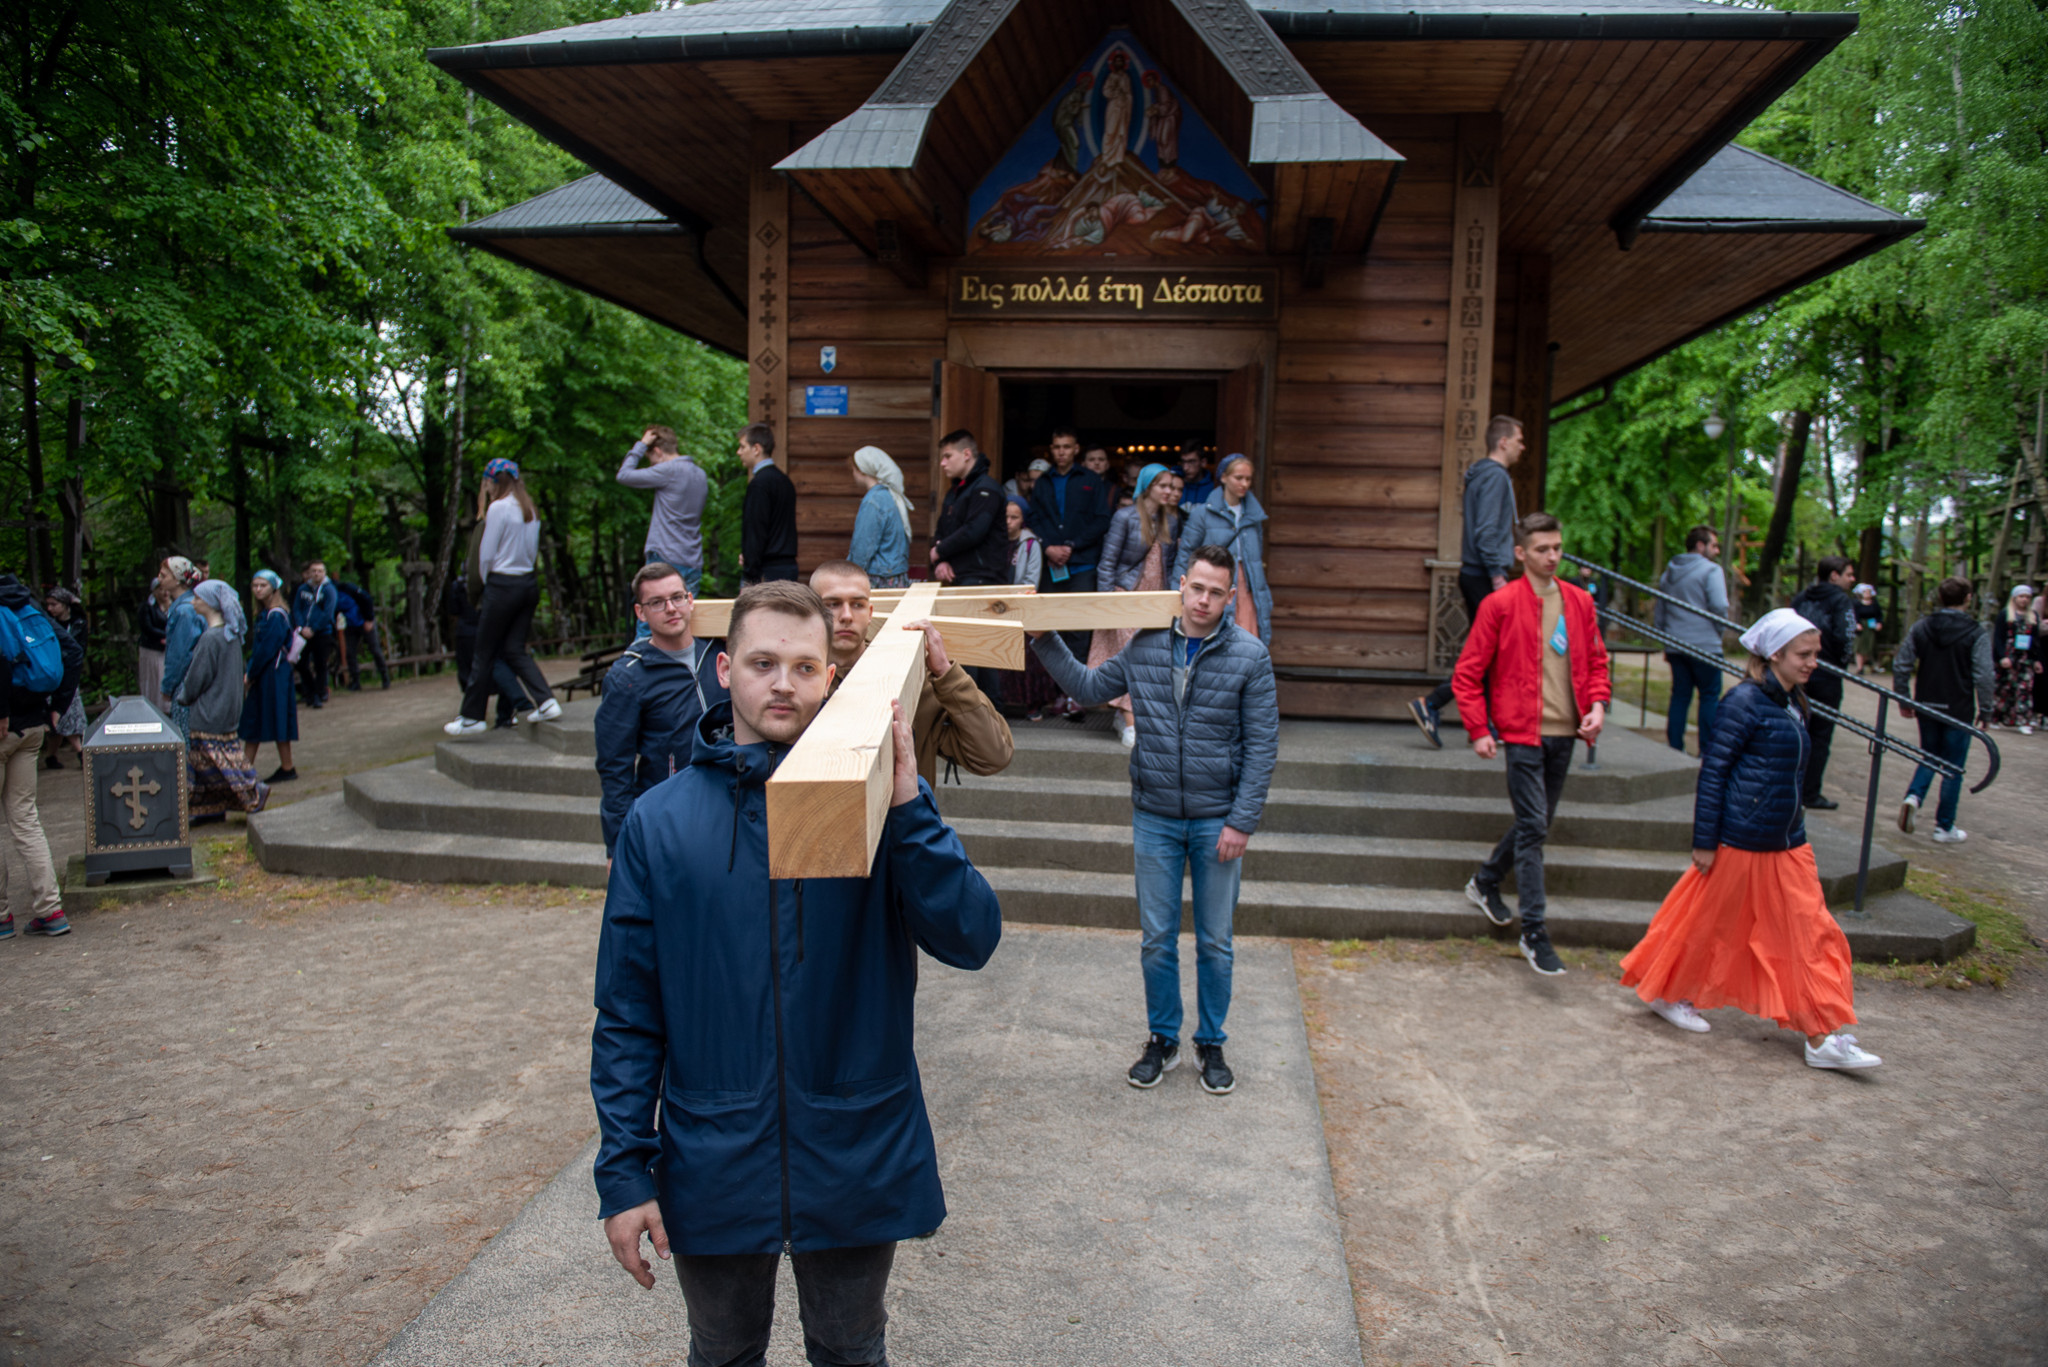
[1410,416,1524,747]
[617,424,708,594]
[1652,526,1730,753]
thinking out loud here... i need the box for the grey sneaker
[1128,1035,1180,1089]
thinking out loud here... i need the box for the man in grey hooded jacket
[1653,526,1730,752]
[1410,416,1525,746]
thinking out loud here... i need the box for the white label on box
[104,722,164,735]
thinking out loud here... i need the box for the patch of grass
[1853,869,2043,990]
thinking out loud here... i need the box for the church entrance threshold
[998,376,1215,481]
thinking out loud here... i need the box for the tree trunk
[60,395,84,590]
[230,429,253,591]
[1748,409,1810,614]
[20,345,47,587]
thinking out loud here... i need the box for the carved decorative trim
[747,123,791,455]
[873,0,1021,104]
[1428,563,1470,675]
[1170,0,1316,95]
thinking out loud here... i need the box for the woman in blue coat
[239,570,299,783]
[1622,609,1880,1070]
[1170,453,1272,644]
[846,445,913,588]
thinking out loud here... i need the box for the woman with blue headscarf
[1088,463,1181,748]
[1172,453,1271,646]
[178,578,268,821]
[240,569,299,782]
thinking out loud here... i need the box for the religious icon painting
[967,29,1268,258]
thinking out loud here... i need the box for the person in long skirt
[240,570,299,783]
[137,570,173,711]
[1620,608,1880,1069]
[177,580,268,822]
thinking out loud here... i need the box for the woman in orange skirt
[1621,608,1881,1069]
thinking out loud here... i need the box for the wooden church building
[430,0,1916,717]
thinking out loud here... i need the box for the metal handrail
[1563,553,2001,916]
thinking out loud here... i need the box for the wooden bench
[559,642,630,701]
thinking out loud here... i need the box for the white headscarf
[854,445,913,539]
[1739,607,1818,661]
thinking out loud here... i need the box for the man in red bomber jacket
[1452,512,1611,975]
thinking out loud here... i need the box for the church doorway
[997,376,1217,485]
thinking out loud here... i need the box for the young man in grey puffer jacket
[1029,545,1279,1097]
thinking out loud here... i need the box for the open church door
[1216,360,1264,469]
[931,361,1002,533]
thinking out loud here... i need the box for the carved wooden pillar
[1511,252,1551,513]
[747,122,791,457]
[1437,114,1501,561]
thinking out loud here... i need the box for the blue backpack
[0,602,66,695]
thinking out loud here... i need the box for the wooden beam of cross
[749,584,1183,879]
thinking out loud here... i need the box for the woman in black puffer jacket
[1622,608,1881,1071]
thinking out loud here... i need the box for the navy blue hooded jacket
[1693,674,1809,854]
[592,637,729,856]
[591,702,1002,1253]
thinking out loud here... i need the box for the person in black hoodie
[1894,577,1994,843]
[738,422,798,585]
[1788,556,1859,809]
[929,429,1008,586]
[0,573,81,938]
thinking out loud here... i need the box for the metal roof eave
[448,221,692,241]
[424,26,930,72]
[1260,8,1857,42]
[1638,215,1925,236]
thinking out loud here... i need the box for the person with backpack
[240,570,299,784]
[0,571,81,939]
[158,555,207,739]
[177,579,268,823]
[334,578,391,691]
[1787,556,1858,810]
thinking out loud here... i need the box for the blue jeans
[1132,809,1242,1046]
[1666,653,1724,752]
[1905,713,1974,831]
[672,1242,894,1367]
[634,558,703,640]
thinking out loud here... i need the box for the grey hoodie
[1458,458,1518,578]
[1654,552,1730,654]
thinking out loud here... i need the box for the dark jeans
[343,623,389,688]
[1801,669,1844,801]
[295,629,336,705]
[1665,653,1725,753]
[672,1242,895,1367]
[1425,568,1497,713]
[455,633,533,725]
[1905,712,1974,831]
[745,559,799,586]
[459,573,554,722]
[1476,736,1576,929]
[1044,563,1099,661]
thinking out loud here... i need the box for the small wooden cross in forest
[688,583,1181,878]
[110,766,162,830]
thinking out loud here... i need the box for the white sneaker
[1897,793,1919,833]
[1650,999,1711,1033]
[1120,724,1136,749]
[443,717,489,739]
[2022,725,2035,735]
[1931,826,1968,843]
[1805,1033,1882,1070]
[526,698,563,724]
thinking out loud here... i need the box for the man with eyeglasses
[594,562,729,861]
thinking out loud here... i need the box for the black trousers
[1476,736,1576,929]
[455,632,532,724]
[1426,568,1498,713]
[295,629,336,705]
[459,573,554,722]
[1802,669,1844,801]
[745,559,799,587]
[672,1242,895,1367]
[343,623,389,687]
[1043,563,1099,661]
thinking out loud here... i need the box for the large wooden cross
[687,583,1181,877]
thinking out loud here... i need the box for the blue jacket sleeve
[1029,628,1132,708]
[161,602,204,697]
[1100,508,1134,591]
[1692,686,1756,852]
[884,782,1002,970]
[1228,651,1280,834]
[590,809,668,1218]
[592,663,641,857]
[1171,506,1208,585]
[848,488,887,572]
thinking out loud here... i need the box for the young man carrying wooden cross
[809,560,1015,788]
[594,580,1002,1364]
[1027,545,1280,1095]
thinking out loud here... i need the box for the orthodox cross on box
[687,584,1181,878]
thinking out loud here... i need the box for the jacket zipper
[767,872,793,1252]
[1786,702,1807,843]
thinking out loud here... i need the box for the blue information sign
[805,385,849,417]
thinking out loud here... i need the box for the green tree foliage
[1549,0,2048,621]
[1,0,746,676]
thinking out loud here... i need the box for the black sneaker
[1464,876,1514,927]
[1195,1043,1236,1095]
[1127,1034,1180,1089]
[1407,698,1442,749]
[264,767,298,784]
[1802,795,1839,811]
[1520,927,1565,976]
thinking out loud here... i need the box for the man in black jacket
[1789,555,1858,809]
[1894,576,1994,843]
[0,572,80,938]
[1026,427,1113,659]
[930,429,1008,586]
[334,579,391,691]
[737,422,798,585]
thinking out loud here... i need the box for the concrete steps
[247,698,1972,961]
